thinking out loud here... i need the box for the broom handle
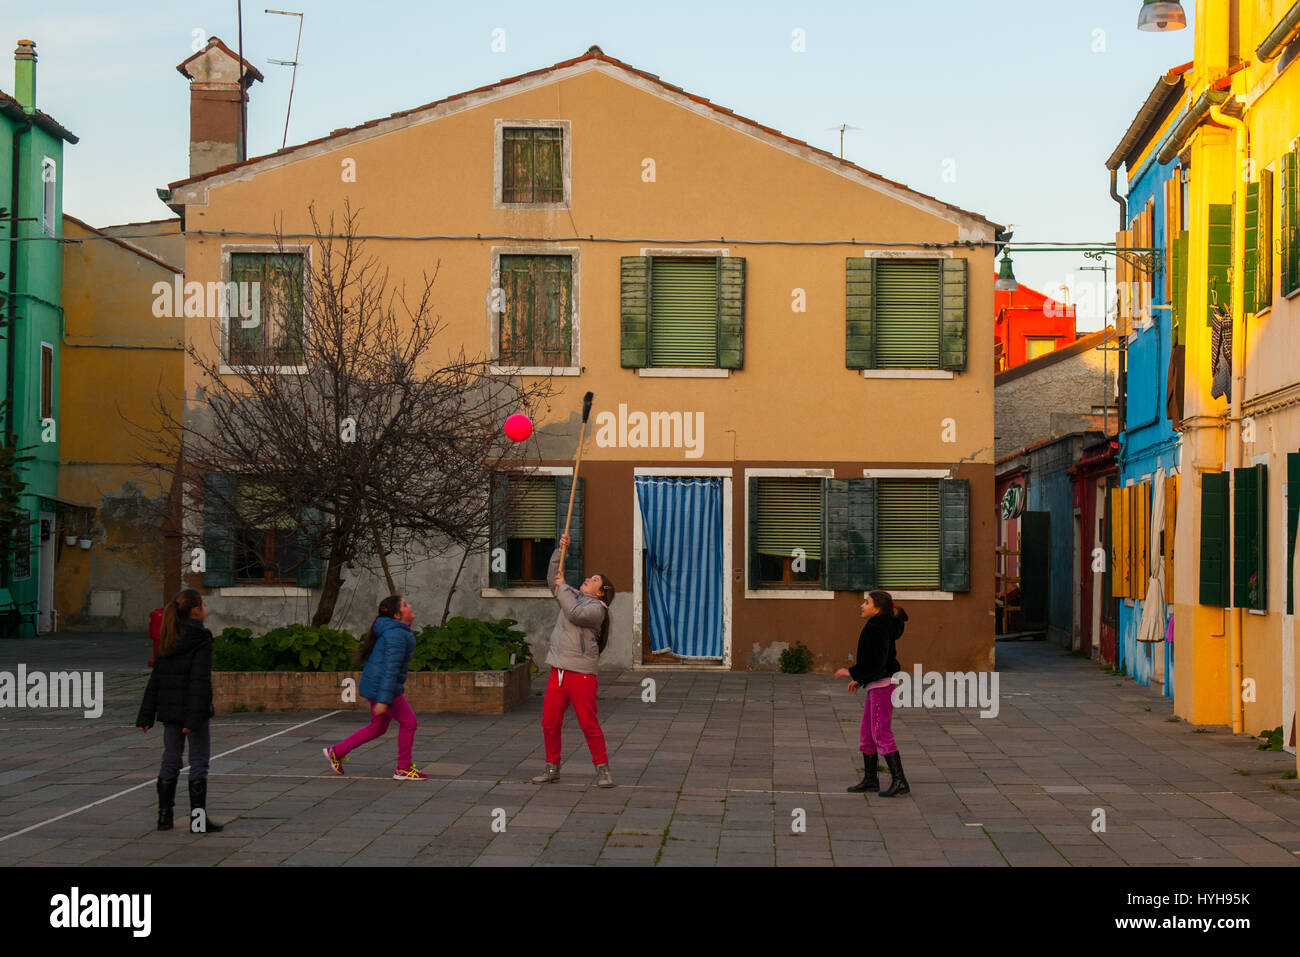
[557,419,589,575]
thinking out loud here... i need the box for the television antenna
[826,124,862,159]
[266,8,304,149]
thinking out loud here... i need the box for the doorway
[38,511,54,633]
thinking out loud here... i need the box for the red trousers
[541,668,608,766]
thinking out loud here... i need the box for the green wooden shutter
[554,475,584,587]
[1287,451,1299,615]
[875,260,940,368]
[228,254,265,363]
[533,128,563,203]
[939,478,971,592]
[939,258,968,372]
[296,506,323,588]
[499,256,531,365]
[620,256,650,368]
[1243,182,1259,314]
[502,128,532,203]
[651,260,718,366]
[202,473,237,588]
[1282,150,1299,296]
[748,477,762,587]
[822,477,876,591]
[717,257,745,370]
[1199,471,1229,606]
[500,256,572,367]
[876,481,940,589]
[1171,231,1189,346]
[845,258,875,369]
[1233,464,1267,610]
[753,478,822,561]
[489,474,508,589]
[1207,203,1233,321]
[1257,169,1273,312]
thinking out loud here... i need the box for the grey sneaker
[531,763,561,785]
[595,764,614,788]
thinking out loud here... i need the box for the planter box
[213,662,531,715]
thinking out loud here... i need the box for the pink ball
[503,413,533,442]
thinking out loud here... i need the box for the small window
[41,158,56,236]
[875,260,941,369]
[876,480,941,590]
[651,259,718,367]
[753,477,822,587]
[502,127,564,204]
[233,480,302,584]
[498,255,573,367]
[39,344,53,420]
[227,251,306,367]
[1024,337,1057,361]
[502,475,556,586]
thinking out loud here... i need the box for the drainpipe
[7,118,31,445]
[1209,102,1247,735]
[1109,168,1127,232]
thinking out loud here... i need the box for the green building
[0,39,78,631]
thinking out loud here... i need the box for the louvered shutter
[939,478,971,592]
[940,258,968,371]
[1199,471,1230,606]
[1207,203,1233,320]
[1282,150,1299,296]
[845,258,875,369]
[489,474,509,589]
[651,260,718,366]
[202,473,237,588]
[822,478,876,591]
[718,257,745,369]
[1172,231,1189,345]
[1258,168,1273,311]
[620,256,650,367]
[876,481,940,589]
[753,478,822,562]
[875,260,941,369]
[1244,181,1259,314]
[555,475,584,587]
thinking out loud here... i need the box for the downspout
[1209,102,1248,736]
[1110,168,1127,232]
[1109,168,1126,439]
[8,118,31,444]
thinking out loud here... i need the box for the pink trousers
[334,694,418,769]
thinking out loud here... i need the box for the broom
[557,391,594,578]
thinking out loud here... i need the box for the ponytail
[357,595,402,664]
[159,588,203,657]
[595,575,615,653]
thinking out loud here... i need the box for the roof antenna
[266,8,304,149]
[826,123,862,160]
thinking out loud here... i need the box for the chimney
[176,36,263,177]
[14,39,36,111]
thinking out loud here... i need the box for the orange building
[993,280,1076,372]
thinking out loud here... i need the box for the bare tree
[142,203,555,626]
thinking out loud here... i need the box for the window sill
[860,370,954,379]
[218,586,312,597]
[1253,306,1271,319]
[638,368,730,378]
[1246,608,1267,616]
[491,365,580,377]
[744,588,834,600]
[492,201,571,211]
[481,587,554,599]
[872,590,954,601]
[220,364,307,375]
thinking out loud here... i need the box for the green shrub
[212,624,357,672]
[212,627,260,671]
[410,617,532,672]
[779,641,815,674]
[1257,726,1284,751]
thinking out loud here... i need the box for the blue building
[1105,65,1189,698]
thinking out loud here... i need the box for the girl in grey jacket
[533,534,616,787]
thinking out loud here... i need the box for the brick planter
[212,662,531,715]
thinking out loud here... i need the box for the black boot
[156,777,177,831]
[846,754,880,793]
[879,752,910,798]
[187,778,224,833]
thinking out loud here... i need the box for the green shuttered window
[1244,182,1259,314]
[1233,464,1268,611]
[502,127,563,204]
[751,477,822,586]
[845,258,967,371]
[489,473,582,588]
[499,255,573,367]
[202,473,317,587]
[620,257,745,370]
[876,481,940,589]
[228,252,305,366]
[1282,149,1299,297]
[1207,203,1233,321]
[1199,471,1230,606]
[1171,230,1189,345]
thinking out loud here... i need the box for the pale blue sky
[11,1,1196,328]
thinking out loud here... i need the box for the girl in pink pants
[835,590,910,797]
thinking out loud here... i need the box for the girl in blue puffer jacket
[323,595,426,780]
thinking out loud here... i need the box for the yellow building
[1161,1,1300,766]
[160,42,1000,673]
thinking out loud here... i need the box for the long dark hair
[594,574,615,653]
[868,589,908,626]
[357,595,402,664]
[159,588,203,657]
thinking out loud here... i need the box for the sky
[9,0,1196,330]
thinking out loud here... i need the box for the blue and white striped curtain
[635,477,723,658]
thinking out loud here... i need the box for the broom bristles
[581,391,594,423]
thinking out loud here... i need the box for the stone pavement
[0,634,1298,866]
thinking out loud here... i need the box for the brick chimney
[176,37,263,177]
[14,39,36,110]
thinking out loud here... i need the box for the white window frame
[481,465,573,598]
[859,249,956,379]
[489,246,581,376]
[866,467,956,601]
[494,119,572,210]
[744,467,835,599]
[41,157,56,236]
[218,244,312,375]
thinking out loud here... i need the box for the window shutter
[533,128,563,203]
[1137,482,1150,592]
[1199,471,1230,606]
[228,254,265,361]
[620,256,651,368]
[1207,203,1233,320]
[939,478,971,592]
[1105,484,1117,600]
[1282,150,1299,296]
[940,258,968,372]
[822,477,876,591]
[1171,231,1189,346]
[1163,473,1178,603]
[1288,451,1299,615]
[875,260,941,369]
[1233,464,1267,610]
[1258,168,1273,311]
[489,474,509,589]
[845,258,875,369]
[876,481,940,589]
[510,476,557,538]
[753,478,822,560]
[1244,181,1259,314]
[717,257,745,370]
[651,260,718,366]
[201,473,237,588]
[295,506,323,588]
[555,475,584,587]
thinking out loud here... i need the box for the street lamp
[995,252,1018,292]
[1137,0,1187,32]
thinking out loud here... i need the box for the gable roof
[0,88,78,143]
[176,36,265,82]
[63,214,182,274]
[165,46,998,231]
[1105,61,1192,172]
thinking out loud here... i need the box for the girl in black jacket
[137,588,223,832]
[834,590,910,797]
